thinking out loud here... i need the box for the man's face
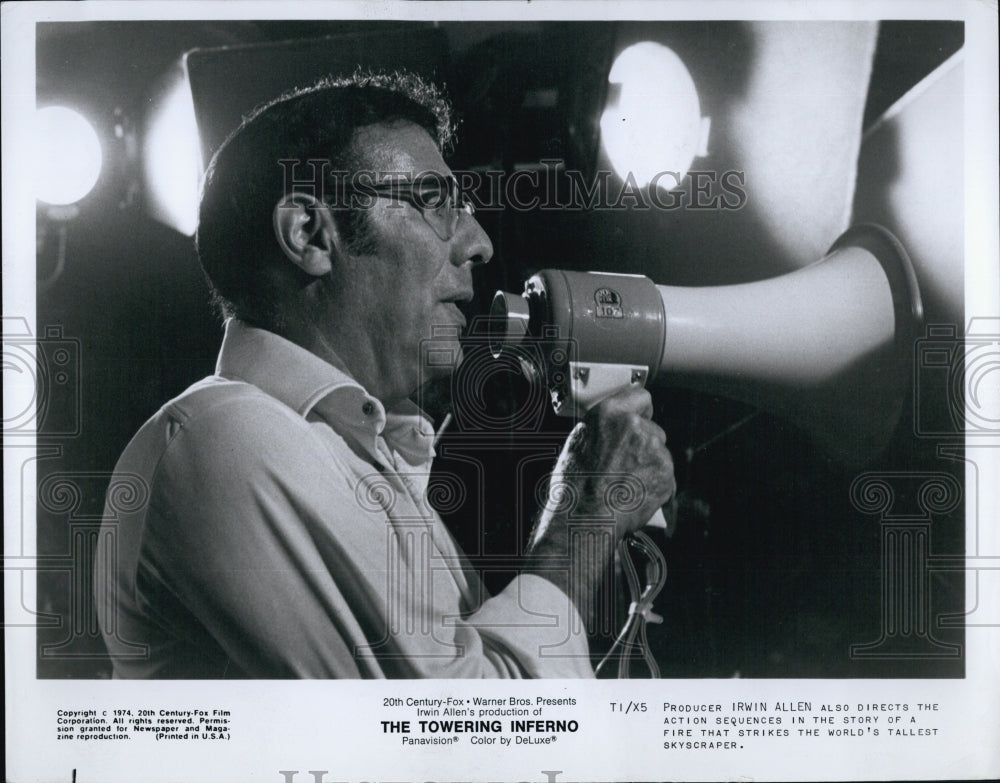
[337,122,493,403]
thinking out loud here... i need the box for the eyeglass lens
[414,175,472,240]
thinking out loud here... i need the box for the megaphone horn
[490,224,923,466]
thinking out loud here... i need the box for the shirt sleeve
[141,392,592,678]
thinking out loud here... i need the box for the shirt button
[362,402,375,416]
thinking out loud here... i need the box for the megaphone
[489,224,922,467]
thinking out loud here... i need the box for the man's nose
[453,212,494,268]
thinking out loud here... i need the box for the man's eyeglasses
[332,173,476,242]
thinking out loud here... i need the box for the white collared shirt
[96,319,592,678]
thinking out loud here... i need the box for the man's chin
[419,337,464,379]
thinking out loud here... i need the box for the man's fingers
[649,447,676,505]
[646,419,668,447]
[593,386,654,420]
[568,386,678,536]
[663,464,678,503]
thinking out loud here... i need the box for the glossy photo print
[4,2,998,782]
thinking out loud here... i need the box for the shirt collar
[215,319,436,468]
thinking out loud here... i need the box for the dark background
[32,20,966,678]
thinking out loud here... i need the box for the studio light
[34,106,103,206]
[143,67,203,236]
[599,42,710,191]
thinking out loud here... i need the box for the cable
[595,529,667,678]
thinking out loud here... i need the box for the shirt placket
[381,439,478,626]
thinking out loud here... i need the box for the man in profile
[96,71,675,678]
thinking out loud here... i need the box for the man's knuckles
[593,388,653,419]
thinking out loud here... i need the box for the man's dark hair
[196,70,454,328]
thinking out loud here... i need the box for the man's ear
[272,192,340,277]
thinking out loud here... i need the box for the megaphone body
[490,224,922,467]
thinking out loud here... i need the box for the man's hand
[525,387,676,625]
[566,386,677,535]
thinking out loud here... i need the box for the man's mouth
[442,300,469,330]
